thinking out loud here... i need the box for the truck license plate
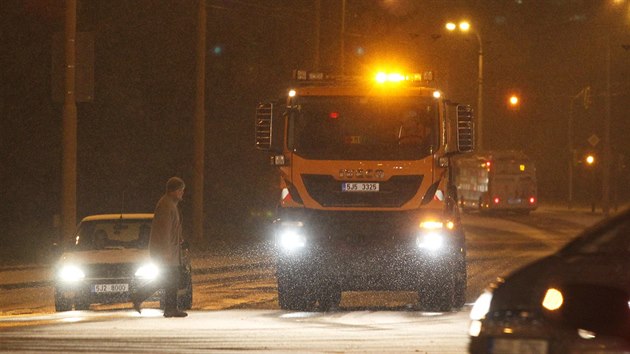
[342,183,379,192]
[92,283,129,293]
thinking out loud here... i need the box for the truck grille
[301,174,423,207]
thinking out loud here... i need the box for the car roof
[80,213,154,222]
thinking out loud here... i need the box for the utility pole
[314,0,320,70]
[62,0,78,243]
[340,0,345,75]
[602,34,612,216]
[193,0,207,244]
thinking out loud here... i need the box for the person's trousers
[132,266,181,311]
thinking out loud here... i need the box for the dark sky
[1,0,629,263]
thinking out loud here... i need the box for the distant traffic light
[508,94,520,110]
[585,154,596,166]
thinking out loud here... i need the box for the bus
[454,150,538,214]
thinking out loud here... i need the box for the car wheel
[74,299,90,311]
[317,286,341,312]
[54,290,72,312]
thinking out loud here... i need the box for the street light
[508,94,520,109]
[446,21,484,151]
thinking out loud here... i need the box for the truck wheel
[418,274,454,312]
[277,277,316,311]
[317,287,341,312]
[453,254,467,310]
[418,251,467,312]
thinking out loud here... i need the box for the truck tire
[277,276,316,311]
[418,273,454,312]
[453,253,467,309]
[418,252,466,312]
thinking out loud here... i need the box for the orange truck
[255,69,475,311]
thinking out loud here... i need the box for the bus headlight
[135,263,160,280]
[277,221,306,252]
[58,265,85,282]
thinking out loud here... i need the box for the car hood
[58,248,151,266]
[489,252,630,312]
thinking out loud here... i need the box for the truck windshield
[290,96,437,160]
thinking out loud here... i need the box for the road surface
[0,207,605,353]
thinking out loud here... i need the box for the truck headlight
[277,221,306,252]
[135,263,160,280]
[416,232,444,251]
[58,265,85,282]
[416,219,454,251]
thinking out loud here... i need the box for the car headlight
[469,290,494,337]
[542,288,563,311]
[277,221,306,252]
[58,265,86,282]
[135,263,160,280]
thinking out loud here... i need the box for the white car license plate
[342,182,379,192]
[92,283,129,293]
[491,338,548,354]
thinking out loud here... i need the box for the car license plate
[342,182,379,192]
[491,338,548,354]
[92,283,129,293]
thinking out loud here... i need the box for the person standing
[132,176,188,317]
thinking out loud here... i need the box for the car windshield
[289,96,437,160]
[561,212,630,255]
[73,218,152,250]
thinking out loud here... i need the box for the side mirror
[456,105,474,153]
[255,102,274,151]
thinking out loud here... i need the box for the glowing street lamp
[445,20,484,151]
[508,94,520,110]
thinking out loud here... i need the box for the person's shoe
[163,310,187,318]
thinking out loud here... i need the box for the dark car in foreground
[469,208,630,354]
[54,214,193,312]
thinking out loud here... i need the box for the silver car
[54,214,193,312]
[469,208,630,353]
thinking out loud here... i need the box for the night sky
[2,0,629,263]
